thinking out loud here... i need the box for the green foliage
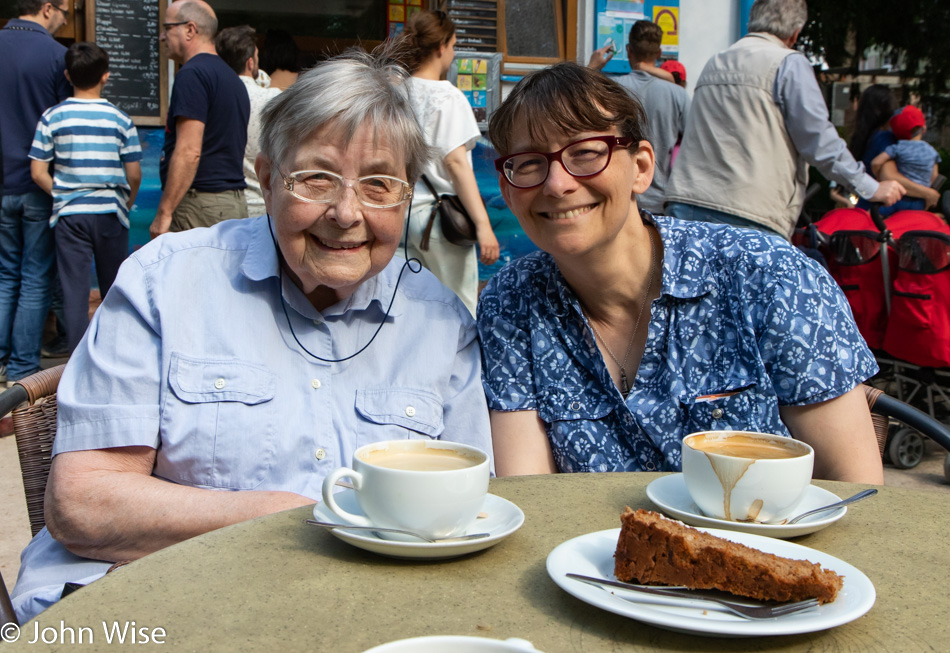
[800,0,950,118]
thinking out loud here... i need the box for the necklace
[581,226,657,397]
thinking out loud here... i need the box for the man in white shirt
[215,25,281,217]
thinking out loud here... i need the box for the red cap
[660,60,686,83]
[890,105,926,140]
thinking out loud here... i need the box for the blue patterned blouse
[477,213,878,473]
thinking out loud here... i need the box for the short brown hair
[627,21,663,62]
[488,62,649,156]
[216,25,257,75]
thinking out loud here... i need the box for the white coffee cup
[681,430,814,524]
[321,439,490,540]
[363,636,540,652]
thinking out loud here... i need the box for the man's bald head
[169,0,217,39]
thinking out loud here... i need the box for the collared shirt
[0,18,72,194]
[29,98,142,227]
[773,53,878,200]
[477,214,878,474]
[12,215,491,622]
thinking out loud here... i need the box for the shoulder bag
[418,174,478,250]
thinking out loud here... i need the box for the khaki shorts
[170,188,248,232]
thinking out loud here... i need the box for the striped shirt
[29,98,142,227]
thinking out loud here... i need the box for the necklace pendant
[619,369,629,395]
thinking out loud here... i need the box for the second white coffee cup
[321,439,490,541]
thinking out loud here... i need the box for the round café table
[8,473,948,652]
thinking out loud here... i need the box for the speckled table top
[9,474,948,652]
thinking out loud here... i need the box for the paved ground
[2,425,947,598]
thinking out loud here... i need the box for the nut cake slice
[614,508,842,604]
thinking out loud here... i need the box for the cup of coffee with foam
[321,440,490,540]
[682,431,814,524]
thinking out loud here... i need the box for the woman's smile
[539,203,599,221]
[310,233,368,251]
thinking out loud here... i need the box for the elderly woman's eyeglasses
[280,170,413,209]
[495,136,633,189]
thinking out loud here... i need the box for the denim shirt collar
[543,211,716,317]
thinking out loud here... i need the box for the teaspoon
[785,488,878,524]
[306,519,490,543]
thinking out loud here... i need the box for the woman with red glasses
[478,62,884,484]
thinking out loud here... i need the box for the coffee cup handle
[321,467,372,527]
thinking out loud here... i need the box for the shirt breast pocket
[355,387,445,446]
[158,353,277,490]
[681,383,762,434]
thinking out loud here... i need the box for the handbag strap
[420,174,441,200]
[418,175,441,252]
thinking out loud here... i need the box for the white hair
[259,47,432,183]
[748,0,807,40]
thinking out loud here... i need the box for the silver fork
[566,574,821,620]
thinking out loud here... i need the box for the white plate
[546,527,875,637]
[646,473,847,538]
[312,489,524,559]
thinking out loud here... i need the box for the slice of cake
[614,508,843,604]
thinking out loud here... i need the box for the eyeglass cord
[266,203,421,363]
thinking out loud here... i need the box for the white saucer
[547,527,875,637]
[312,489,525,559]
[646,473,847,538]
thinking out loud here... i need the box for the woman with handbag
[399,9,499,315]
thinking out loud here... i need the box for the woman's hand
[477,224,500,265]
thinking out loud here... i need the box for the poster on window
[595,0,680,74]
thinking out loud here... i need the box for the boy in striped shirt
[29,42,141,353]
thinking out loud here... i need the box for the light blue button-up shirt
[13,215,491,622]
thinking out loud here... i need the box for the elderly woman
[478,62,883,483]
[11,50,491,622]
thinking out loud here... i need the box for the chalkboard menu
[502,0,563,62]
[446,0,499,54]
[89,0,165,125]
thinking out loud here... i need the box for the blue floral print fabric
[477,213,878,473]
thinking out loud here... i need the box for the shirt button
[570,401,581,411]
[405,406,416,417]
[645,461,656,471]
[314,448,326,460]
[311,379,322,389]
[214,378,226,389]
[711,408,724,419]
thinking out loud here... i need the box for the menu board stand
[85,0,167,126]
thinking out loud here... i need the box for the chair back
[10,365,66,537]
[862,385,890,457]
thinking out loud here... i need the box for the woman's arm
[45,446,315,562]
[489,410,557,476]
[779,386,883,484]
[876,159,941,207]
[443,145,499,265]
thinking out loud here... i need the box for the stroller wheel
[887,427,926,469]
[944,454,950,482]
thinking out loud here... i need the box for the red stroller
[803,204,950,476]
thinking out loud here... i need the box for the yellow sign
[653,6,679,49]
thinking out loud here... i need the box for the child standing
[29,42,142,353]
[872,105,941,217]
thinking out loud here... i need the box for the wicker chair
[0,364,66,628]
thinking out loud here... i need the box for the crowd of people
[3,0,940,625]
